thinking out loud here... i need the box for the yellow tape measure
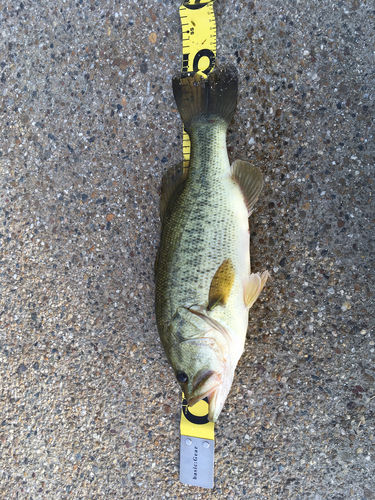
[178,0,217,489]
[179,0,217,170]
[180,395,215,488]
[180,395,214,441]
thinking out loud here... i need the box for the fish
[154,66,269,422]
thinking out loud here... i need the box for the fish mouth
[186,370,222,407]
[188,384,223,423]
[187,367,235,423]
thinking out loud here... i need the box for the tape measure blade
[179,0,217,163]
[177,0,217,485]
[179,2,216,75]
[182,130,190,168]
[180,395,214,440]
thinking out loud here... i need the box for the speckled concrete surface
[0,0,374,498]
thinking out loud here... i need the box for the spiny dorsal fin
[231,160,263,216]
[159,162,187,223]
[243,271,269,309]
[154,247,160,281]
[208,259,235,311]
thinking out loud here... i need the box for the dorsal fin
[231,160,263,215]
[208,259,235,311]
[159,162,187,222]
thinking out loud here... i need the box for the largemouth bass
[155,66,269,422]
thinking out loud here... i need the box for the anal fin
[244,270,269,309]
[231,160,263,215]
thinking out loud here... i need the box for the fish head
[167,307,235,422]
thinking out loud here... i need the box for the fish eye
[177,371,188,384]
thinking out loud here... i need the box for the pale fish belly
[209,178,251,361]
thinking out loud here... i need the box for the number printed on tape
[180,0,217,77]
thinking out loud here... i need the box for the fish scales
[156,121,249,334]
[155,67,269,422]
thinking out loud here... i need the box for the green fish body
[155,67,269,422]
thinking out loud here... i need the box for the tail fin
[172,66,238,134]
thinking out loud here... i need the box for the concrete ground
[0,0,374,498]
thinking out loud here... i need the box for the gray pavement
[0,0,374,498]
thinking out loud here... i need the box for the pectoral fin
[208,259,235,311]
[244,270,269,309]
[159,162,187,222]
[231,160,263,215]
